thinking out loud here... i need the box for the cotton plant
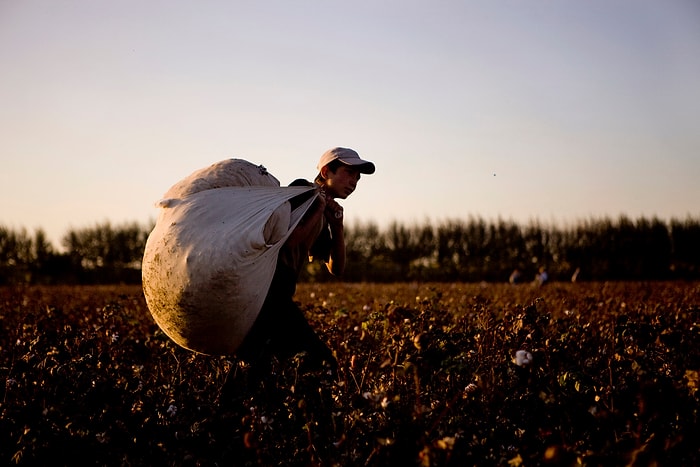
[513,350,533,367]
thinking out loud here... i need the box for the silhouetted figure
[535,266,549,286]
[509,268,524,285]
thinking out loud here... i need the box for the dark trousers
[220,267,337,405]
[235,268,336,370]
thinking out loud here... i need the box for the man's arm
[285,194,326,250]
[324,197,346,276]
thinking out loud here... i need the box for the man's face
[324,165,362,199]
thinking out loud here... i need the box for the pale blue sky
[1,0,699,248]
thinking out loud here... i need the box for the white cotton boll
[514,350,533,367]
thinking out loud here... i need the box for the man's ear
[320,165,330,180]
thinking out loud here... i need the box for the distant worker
[571,267,581,283]
[509,268,524,285]
[535,266,549,286]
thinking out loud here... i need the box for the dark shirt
[270,179,332,298]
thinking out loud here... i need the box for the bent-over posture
[225,147,375,394]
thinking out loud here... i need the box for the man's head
[316,147,375,199]
[317,147,375,175]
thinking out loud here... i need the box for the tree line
[335,216,700,283]
[0,222,148,285]
[1,215,699,285]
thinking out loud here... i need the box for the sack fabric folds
[142,159,317,355]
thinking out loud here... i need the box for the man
[226,147,375,393]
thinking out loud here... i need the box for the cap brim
[341,160,375,174]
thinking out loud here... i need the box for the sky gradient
[2,0,699,249]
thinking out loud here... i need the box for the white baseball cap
[317,147,375,174]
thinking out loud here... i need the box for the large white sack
[162,158,282,199]
[142,159,317,355]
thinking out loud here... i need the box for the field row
[1,281,698,465]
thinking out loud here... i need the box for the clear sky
[2,0,699,249]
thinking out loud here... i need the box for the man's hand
[319,188,346,275]
[321,189,344,227]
